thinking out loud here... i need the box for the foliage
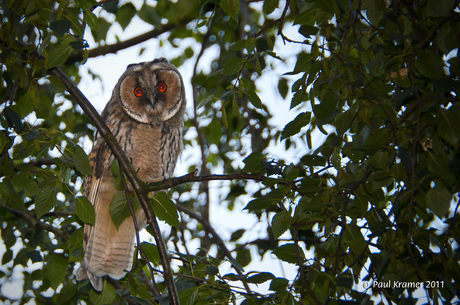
[1,0,460,304]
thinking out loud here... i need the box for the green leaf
[245,272,276,284]
[230,229,246,241]
[236,247,251,267]
[242,152,265,173]
[290,90,307,110]
[426,0,454,17]
[22,130,39,141]
[271,210,292,239]
[110,193,138,230]
[49,18,73,36]
[229,38,255,52]
[301,154,326,167]
[17,88,37,117]
[263,0,278,15]
[12,172,40,197]
[44,41,74,69]
[269,277,289,293]
[427,151,455,185]
[220,0,240,22]
[244,90,263,109]
[223,56,245,75]
[3,107,23,131]
[343,223,367,255]
[140,242,160,265]
[35,188,57,219]
[75,196,95,225]
[413,50,445,79]
[66,143,93,176]
[426,187,452,218]
[280,112,311,140]
[42,253,67,290]
[90,280,117,304]
[221,107,228,128]
[116,2,137,30]
[110,159,123,191]
[244,188,288,212]
[362,1,384,25]
[354,125,371,149]
[298,25,319,38]
[150,192,179,228]
[272,243,305,264]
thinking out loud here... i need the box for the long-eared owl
[76,58,186,291]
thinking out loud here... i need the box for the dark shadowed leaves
[272,243,305,264]
[281,112,311,140]
[426,187,452,219]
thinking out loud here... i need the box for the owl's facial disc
[119,65,184,124]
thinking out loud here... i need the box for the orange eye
[158,82,167,93]
[134,87,144,97]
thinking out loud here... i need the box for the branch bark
[47,67,179,304]
[65,18,192,64]
[144,172,302,194]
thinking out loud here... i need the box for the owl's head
[116,58,185,124]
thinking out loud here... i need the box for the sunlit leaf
[35,188,57,219]
[140,242,161,265]
[110,193,138,230]
[150,192,179,228]
[75,196,95,225]
[45,42,74,69]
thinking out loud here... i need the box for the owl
[76,58,186,291]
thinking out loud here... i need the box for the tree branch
[3,206,69,240]
[144,171,302,194]
[47,67,179,304]
[65,18,193,64]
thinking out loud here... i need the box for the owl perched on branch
[76,58,186,291]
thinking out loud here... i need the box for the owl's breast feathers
[76,105,183,291]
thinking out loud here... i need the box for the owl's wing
[76,138,138,291]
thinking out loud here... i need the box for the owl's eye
[158,82,167,93]
[134,87,144,97]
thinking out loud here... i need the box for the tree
[1,0,459,304]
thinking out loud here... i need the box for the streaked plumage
[76,58,186,291]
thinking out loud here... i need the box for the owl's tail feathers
[75,260,103,291]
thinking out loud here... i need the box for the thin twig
[3,206,69,240]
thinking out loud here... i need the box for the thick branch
[47,67,179,304]
[145,172,301,194]
[66,18,192,64]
